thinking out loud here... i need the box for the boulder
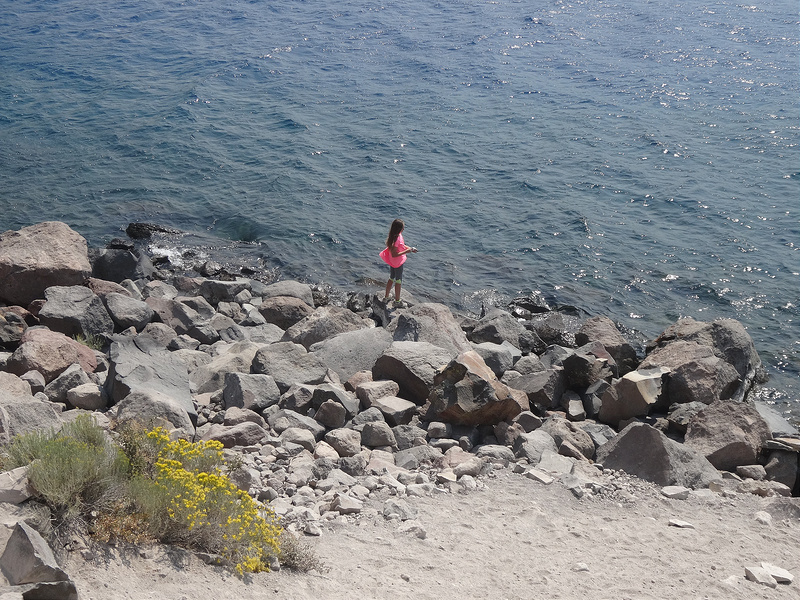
[266,409,327,440]
[144,296,205,336]
[281,306,371,349]
[0,309,27,349]
[647,317,764,402]
[252,342,328,393]
[66,382,107,411]
[596,422,720,488]
[222,407,265,428]
[0,222,91,306]
[201,422,267,448]
[372,341,454,405]
[324,428,362,457]
[311,326,393,383]
[0,522,70,585]
[356,380,401,409]
[222,372,281,411]
[597,367,670,428]
[509,368,566,412]
[575,315,639,375]
[527,312,575,347]
[369,396,417,426]
[512,429,558,465]
[471,342,515,378]
[90,247,155,283]
[261,280,315,307]
[391,303,473,356]
[0,399,63,444]
[190,341,262,394]
[684,400,772,471]
[0,466,33,504]
[106,335,196,424]
[361,421,397,448]
[640,340,740,406]
[425,351,529,426]
[198,279,250,306]
[468,308,545,354]
[311,384,360,419]
[0,372,33,398]
[103,292,154,331]
[753,401,800,438]
[38,286,114,339]
[540,416,595,460]
[392,424,428,450]
[764,451,798,492]
[258,296,314,330]
[314,400,347,429]
[561,350,613,390]
[115,389,195,439]
[43,363,92,404]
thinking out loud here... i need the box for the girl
[379,218,418,306]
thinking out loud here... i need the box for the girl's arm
[389,243,418,257]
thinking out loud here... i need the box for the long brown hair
[386,219,404,248]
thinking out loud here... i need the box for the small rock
[754,511,772,526]
[760,562,794,584]
[524,468,555,485]
[397,520,427,539]
[744,566,777,588]
[304,522,323,536]
[660,486,690,500]
[668,519,695,529]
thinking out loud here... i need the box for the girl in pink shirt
[379,218,418,306]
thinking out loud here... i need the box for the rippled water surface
[1,0,798,419]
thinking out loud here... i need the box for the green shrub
[2,415,128,521]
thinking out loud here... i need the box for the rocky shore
[0,221,798,598]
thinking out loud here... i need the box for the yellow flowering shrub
[129,428,282,574]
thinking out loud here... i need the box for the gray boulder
[281,306,371,349]
[369,396,417,426]
[640,340,740,406]
[508,368,566,412]
[597,367,670,428]
[596,422,720,488]
[361,421,397,448]
[0,522,70,585]
[267,409,327,440]
[0,399,63,444]
[90,247,155,283]
[258,296,314,330]
[115,389,195,439]
[426,351,529,427]
[201,421,268,448]
[43,363,92,404]
[222,372,281,411]
[38,286,114,339]
[468,308,545,354]
[104,292,154,332]
[311,326,393,383]
[684,400,772,471]
[356,380,400,409]
[0,221,91,306]
[190,341,263,394]
[471,342,515,378]
[198,279,250,305]
[251,342,328,393]
[575,315,639,375]
[261,280,315,307]
[372,341,454,405]
[391,303,473,356]
[106,335,196,424]
[324,428,362,457]
[311,384,360,419]
[513,429,558,465]
[540,416,595,460]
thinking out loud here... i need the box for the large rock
[0,399,63,444]
[0,222,91,306]
[597,367,670,428]
[426,351,529,426]
[258,296,314,329]
[200,422,267,448]
[372,341,454,405]
[0,308,28,349]
[281,306,371,349]
[575,315,639,375]
[115,389,195,439]
[222,372,281,411]
[38,286,114,339]
[6,328,97,383]
[261,280,315,307]
[106,334,196,424]
[198,279,250,306]
[596,422,720,488]
[103,292,154,332]
[90,246,155,283]
[391,303,473,356]
[0,522,70,585]
[310,326,393,383]
[540,416,595,460]
[684,401,772,471]
[468,308,545,354]
[513,429,558,465]
[144,296,205,337]
[43,363,92,405]
[645,317,763,403]
[189,341,263,394]
[640,340,740,407]
[251,342,328,393]
[508,368,566,412]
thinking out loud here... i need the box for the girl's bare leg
[384,279,393,300]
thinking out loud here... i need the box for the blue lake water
[1,0,798,422]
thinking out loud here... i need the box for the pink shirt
[379,233,408,268]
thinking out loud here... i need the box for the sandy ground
[60,469,800,600]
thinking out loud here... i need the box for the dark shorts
[389,264,404,283]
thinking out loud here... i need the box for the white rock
[754,511,772,526]
[397,520,427,539]
[745,566,777,588]
[524,468,554,485]
[668,519,695,529]
[760,562,794,584]
[660,485,690,500]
